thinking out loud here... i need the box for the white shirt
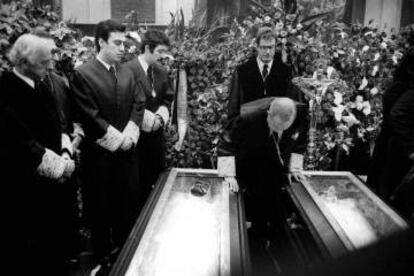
[13,68,35,89]
[96,56,112,71]
[256,58,273,78]
[138,55,149,75]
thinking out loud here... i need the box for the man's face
[100,31,125,63]
[26,49,52,80]
[146,44,168,65]
[257,37,276,63]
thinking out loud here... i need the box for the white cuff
[36,148,66,179]
[123,121,140,144]
[290,153,304,171]
[142,109,156,132]
[73,122,85,138]
[217,156,236,177]
[61,133,73,155]
[155,105,170,125]
[96,125,124,152]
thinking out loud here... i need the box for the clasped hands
[58,152,75,183]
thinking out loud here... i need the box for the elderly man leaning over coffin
[217,97,308,238]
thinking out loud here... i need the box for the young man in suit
[227,27,305,131]
[124,30,172,214]
[0,34,76,275]
[70,20,145,272]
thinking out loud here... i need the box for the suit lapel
[134,58,153,98]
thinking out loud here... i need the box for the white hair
[268,97,297,123]
[8,34,53,66]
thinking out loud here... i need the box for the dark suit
[220,97,308,235]
[0,71,73,274]
[70,59,145,259]
[124,58,172,212]
[227,54,304,129]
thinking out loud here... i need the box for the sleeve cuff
[290,153,304,171]
[96,125,124,152]
[73,122,85,138]
[217,156,236,177]
[142,109,156,132]
[61,133,73,156]
[155,105,170,125]
[36,148,66,179]
[123,120,140,144]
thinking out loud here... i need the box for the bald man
[218,97,308,241]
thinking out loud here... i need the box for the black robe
[124,58,172,209]
[70,59,145,257]
[0,70,72,273]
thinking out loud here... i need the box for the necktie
[109,66,116,78]
[262,64,269,80]
[147,66,153,84]
[147,66,156,97]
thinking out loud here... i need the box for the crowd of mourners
[0,17,413,276]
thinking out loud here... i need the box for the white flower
[370,87,379,95]
[337,49,345,55]
[355,95,364,110]
[362,101,371,115]
[275,22,284,31]
[296,23,303,30]
[358,77,368,90]
[264,16,271,23]
[380,42,387,49]
[371,65,379,76]
[332,105,345,121]
[349,48,356,56]
[374,52,380,61]
[362,45,370,52]
[327,66,335,79]
[342,113,360,127]
[333,91,343,105]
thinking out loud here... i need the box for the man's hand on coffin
[224,176,239,193]
[290,170,307,183]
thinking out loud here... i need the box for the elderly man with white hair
[218,96,308,249]
[0,33,76,275]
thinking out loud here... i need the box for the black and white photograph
[0,0,413,275]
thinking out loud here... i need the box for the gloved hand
[58,152,75,183]
[224,176,239,193]
[119,135,134,151]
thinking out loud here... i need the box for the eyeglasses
[258,45,276,51]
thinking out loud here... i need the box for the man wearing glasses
[223,27,308,251]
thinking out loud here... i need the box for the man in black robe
[0,34,76,275]
[124,30,172,214]
[70,20,145,271]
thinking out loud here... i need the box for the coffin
[283,171,409,263]
[110,168,250,276]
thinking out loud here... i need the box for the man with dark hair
[70,19,145,273]
[125,29,172,214]
[1,33,76,275]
